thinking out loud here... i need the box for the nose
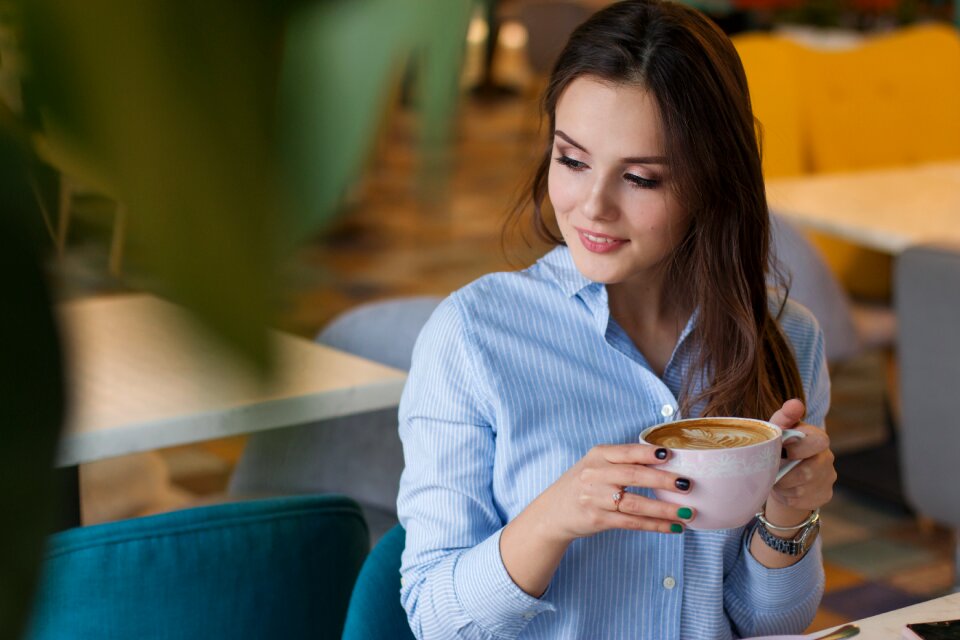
[581,175,618,222]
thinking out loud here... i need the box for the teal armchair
[25,495,369,640]
[342,523,414,640]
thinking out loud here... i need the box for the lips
[575,227,628,254]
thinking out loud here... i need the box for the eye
[624,173,659,189]
[555,156,587,171]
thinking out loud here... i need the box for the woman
[397,1,837,638]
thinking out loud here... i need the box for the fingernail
[677,507,693,520]
[670,523,684,533]
[655,448,668,460]
[781,448,788,459]
[675,478,691,491]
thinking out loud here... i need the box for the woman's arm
[399,297,546,640]
[724,310,833,637]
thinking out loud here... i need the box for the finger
[768,398,806,429]
[772,484,833,511]
[775,451,837,490]
[596,443,671,465]
[617,492,696,523]
[773,460,815,489]
[606,511,688,534]
[602,464,693,494]
[783,426,831,460]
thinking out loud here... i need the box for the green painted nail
[677,507,693,520]
[670,523,684,533]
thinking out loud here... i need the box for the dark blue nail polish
[655,448,668,460]
[675,478,691,491]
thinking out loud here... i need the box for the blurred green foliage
[1,0,472,636]
[0,119,66,640]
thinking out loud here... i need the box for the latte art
[645,420,774,450]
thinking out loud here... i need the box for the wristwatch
[754,508,821,557]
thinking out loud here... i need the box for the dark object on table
[904,619,960,640]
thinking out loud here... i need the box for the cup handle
[775,429,806,483]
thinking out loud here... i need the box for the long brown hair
[513,0,804,419]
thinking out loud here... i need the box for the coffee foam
[646,420,774,450]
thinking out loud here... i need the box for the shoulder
[772,296,823,350]
[415,258,556,348]
[434,252,569,331]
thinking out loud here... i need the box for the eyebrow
[554,130,668,164]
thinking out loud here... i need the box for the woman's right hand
[500,443,695,597]
[536,443,696,542]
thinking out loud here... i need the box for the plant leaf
[18,0,472,364]
[0,131,66,640]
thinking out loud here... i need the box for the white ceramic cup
[639,417,805,530]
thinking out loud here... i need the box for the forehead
[554,75,665,156]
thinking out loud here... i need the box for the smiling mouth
[575,228,628,253]
[582,231,620,244]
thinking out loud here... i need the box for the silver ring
[612,490,623,511]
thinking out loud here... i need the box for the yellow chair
[801,25,960,299]
[800,24,960,174]
[734,32,889,300]
[735,25,960,301]
[732,33,807,179]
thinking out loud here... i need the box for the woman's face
[548,75,690,287]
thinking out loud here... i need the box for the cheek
[547,166,576,216]
[648,197,689,241]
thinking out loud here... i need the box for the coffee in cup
[643,418,776,450]
[639,417,804,530]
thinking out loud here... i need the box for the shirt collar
[538,244,700,354]
[538,245,599,299]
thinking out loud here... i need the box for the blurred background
[3,0,959,635]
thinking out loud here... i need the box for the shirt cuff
[454,528,557,637]
[727,530,825,611]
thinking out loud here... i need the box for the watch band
[754,511,821,557]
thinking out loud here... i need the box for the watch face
[797,521,821,553]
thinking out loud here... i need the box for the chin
[567,252,628,284]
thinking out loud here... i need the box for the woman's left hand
[767,398,837,514]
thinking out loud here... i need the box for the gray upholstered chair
[769,213,863,364]
[894,244,960,590]
[770,213,898,364]
[229,296,441,545]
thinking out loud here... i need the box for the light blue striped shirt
[398,245,829,640]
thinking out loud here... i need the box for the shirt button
[661,404,675,417]
[662,576,677,589]
[522,612,536,620]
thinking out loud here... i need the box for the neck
[606,275,693,377]
[606,272,689,333]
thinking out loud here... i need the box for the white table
[57,294,407,467]
[766,161,960,254]
[819,591,960,638]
